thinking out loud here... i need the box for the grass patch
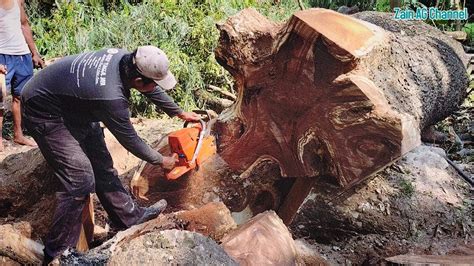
[399,178,416,197]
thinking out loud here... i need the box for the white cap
[134,45,177,90]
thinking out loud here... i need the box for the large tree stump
[133,8,468,225]
[215,8,468,183]
[212,8,468,222]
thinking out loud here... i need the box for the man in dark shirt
[21,45,200,263]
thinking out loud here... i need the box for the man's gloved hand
[161,153,179,170]
[177,111,201,122]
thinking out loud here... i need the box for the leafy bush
[27,0,302,117]
[464,23,474,46]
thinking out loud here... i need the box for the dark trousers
[23,118,145,258]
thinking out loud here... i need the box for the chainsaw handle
[193,110,211,121]
[183,119,206,129]
[181,119,208,165]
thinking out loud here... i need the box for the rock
[221,211,297,265]
[108,230,236,265]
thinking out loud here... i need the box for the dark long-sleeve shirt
[21,48,183,164]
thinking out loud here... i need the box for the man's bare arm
[19,0,44,68]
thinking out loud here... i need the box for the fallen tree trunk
[133,8,469,225]
[213,8,469,222]
[0,149,58,238]
[215,8,468,185]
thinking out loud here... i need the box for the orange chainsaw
[165,110,217,180]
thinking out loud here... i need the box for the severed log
[0,149,59,238]
[214,8,468,185]
[212,9,469,222]
[131,9,469,225]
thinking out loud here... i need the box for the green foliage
[27,0,305,117]
[399,178,416,197]
[375,0,391,12]
[464,23,474,46]
[307,0,390,11]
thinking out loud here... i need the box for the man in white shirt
[0,0,44,151]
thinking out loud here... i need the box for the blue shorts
[0,53,33,96]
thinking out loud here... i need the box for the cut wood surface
[221,211,298,265]
[213,8,468,222]
[76,195,94,252]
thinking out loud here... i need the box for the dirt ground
[0,103,472,263]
